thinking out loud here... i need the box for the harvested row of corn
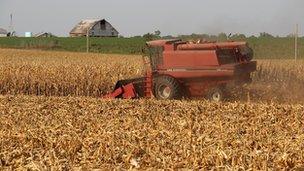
[0,95,303,170]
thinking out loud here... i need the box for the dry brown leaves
[0,95,304,170]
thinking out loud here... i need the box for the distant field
[0,37,145,54]
[0,37,303,59]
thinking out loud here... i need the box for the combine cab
[104,39,256,101]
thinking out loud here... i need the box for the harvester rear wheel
[154,76,181,100]
[206,87,224,102]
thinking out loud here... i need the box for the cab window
[217,49,236,64]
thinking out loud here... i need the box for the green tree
[218,33,227,41]
[143,33,154,41]
[259,32,274,38]
[231,34,246,40]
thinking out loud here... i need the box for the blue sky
[0,0,303,37]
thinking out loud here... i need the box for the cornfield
[0,49,142,97]
[0,49,304,103]
[1,96,304,170]
[0,49,304,170]
[249,60,304,103]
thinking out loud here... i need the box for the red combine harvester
[104,39,256,101]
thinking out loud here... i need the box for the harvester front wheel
[206,87,224,102]
[154,76,181,100]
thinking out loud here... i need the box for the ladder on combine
[142,56,153,98]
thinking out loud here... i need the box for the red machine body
[104,39,256,101]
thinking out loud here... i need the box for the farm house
[0,28,8,37]
[70,19,119,37]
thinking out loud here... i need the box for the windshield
[217,49,237,65]
[145,46,163,70]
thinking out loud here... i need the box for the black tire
[153,76,182,100]
[206,87,224,102]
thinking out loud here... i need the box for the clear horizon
[0,0,303,37]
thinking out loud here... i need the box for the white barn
[0,28,7,37]
[70,19,119,37]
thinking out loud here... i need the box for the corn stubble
[0,96,303,170]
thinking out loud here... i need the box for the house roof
[34,32,55,37]
[70,19,118,34]
[0,28,7,34]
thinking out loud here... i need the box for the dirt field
[0,49,304,170]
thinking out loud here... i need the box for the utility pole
[9,13,13,35]
[295,24,298,61]
[86,28,89,53]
